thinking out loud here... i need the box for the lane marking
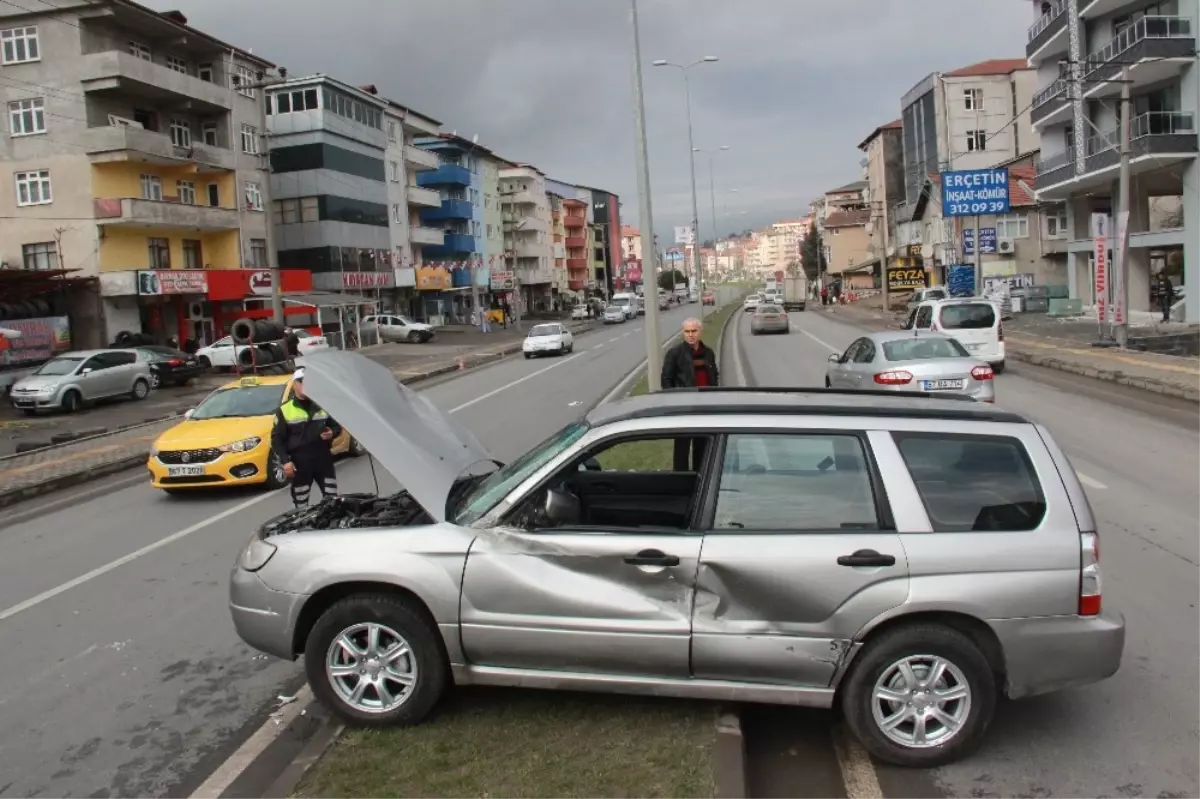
[800,328,841,353]
[449,354,580,413]
[188,685,313,799]
[833,723,884,799]
[1077,472,1108,490]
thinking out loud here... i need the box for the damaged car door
[459,432,713,680]
[692,431,910,687]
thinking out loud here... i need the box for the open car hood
[299,349,493,522]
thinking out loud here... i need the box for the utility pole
[683,72,702,300]
[706,153,718,321]
[880,199,892,311]
[973,214,982,296]
[241,69,287,325]
[628,0,662,391]
[502,189,523,331]
[1114,64,1131,347]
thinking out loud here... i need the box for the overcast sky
[145,0,1031,241]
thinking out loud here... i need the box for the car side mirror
[579,456,602,472]
[80,368,93,374]
[544,486,581,526]
[828,353,841,364]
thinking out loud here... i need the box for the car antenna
[367,452,380,495]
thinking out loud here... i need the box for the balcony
[568,277,587,291]
[406,186,442,208]
[1027,0,1069,62]
[416,163,471,188]
[566,257,588,269]
[421,198,474,222]
[502,189,541,206]
[565,236,586,249]
[93,197,239,230]
[509,240,545,258]
[1034,147,1077,192]
[409,227,445,247]
[423,233,476,259]
[404,145,440,171]
[503,214,547,234]
[1030,76,1071,128]
[518,265,554,285]
[563,215,585,229]
[79,51,231,112]
[1083,17,1195,99]
[83,124,237,172]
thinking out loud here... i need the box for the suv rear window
[938,303,996,330]
[892,433,1046,532]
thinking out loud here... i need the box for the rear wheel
[991,361,1006,374]
[197,355,212,369]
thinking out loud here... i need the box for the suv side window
[80,354,109,371]
[108,351,136,366]
[915,306,934,329]
[711,434,880,532]
[892,432,1047,532]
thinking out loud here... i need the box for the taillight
[874,370,913,385]
[998,321,1004,341]
[167,358,184,366]
[1079,532,1102,616]
[971,365,994,381]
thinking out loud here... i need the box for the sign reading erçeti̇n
[940,168,1010,218]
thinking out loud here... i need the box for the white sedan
[743,294,763,311]
[522,323,574,358]
[195,331,328,369]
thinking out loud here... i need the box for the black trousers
[291,450,337,507]
[673,437,708,472]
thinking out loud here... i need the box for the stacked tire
[111,330,156,347]
[231,319,285,346]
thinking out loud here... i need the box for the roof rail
[659,386,978,403]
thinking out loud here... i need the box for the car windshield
[454,420,590,525]
[939,303,996,329]
[32,357,83,376]
[611,297,630,307]
[758,305,782,314]
[606,306,621,314]
[190,384,286,420]
[529,325,560,337]
[883,337,970,361]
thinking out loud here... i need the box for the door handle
[591,481,616,492]
[837,549,896,568]
[624,549,680,567]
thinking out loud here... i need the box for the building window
[300,196,318,222]
[166,55,188,74]
[201,121,218,146]
[388,121,398,141]
[1045,206,1068,238]
[1,26,39,65]
[389,160,399,181]
[235,66,256,98]
[966,130,987,152]
[276,198,299,224]
[177,180,196,205]
[963,88,984,111]
[206,183,219,207]
[8,97,45,136]
[392,203,402,223]
[129,41,151,61]
[198,63,213,82]
[169,118,191,148]
[250,238,268,267]
[14,169,51,206]
[182,239,202,269]
[241,124,258,154]
[996,212,1029,239]
[148,237,170,269]
[244,181,263,210]
[22,241,56,270]
[140,173,162,201]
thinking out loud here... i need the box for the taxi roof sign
[239,376,261,386]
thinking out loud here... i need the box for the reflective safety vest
[274,398,337,457]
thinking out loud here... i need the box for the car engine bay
[260,492,433,536]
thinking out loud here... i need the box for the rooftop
[858,119,903,150]
[944,58,1031,78]
[823,209,872,228]
[826,180,869,196]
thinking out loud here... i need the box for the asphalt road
[0,300,714,799]
[730,307,1199,799]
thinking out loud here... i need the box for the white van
[904,298,1006,372]
[611,292,638,320]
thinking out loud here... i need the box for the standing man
[1157,272,1176,323]
[273,367,341,508]
[661,317,719,471]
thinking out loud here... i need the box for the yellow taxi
[147,374,363,494]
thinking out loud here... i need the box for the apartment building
[378,93,442,293]
[858,120,905,277]
[499,164,554,312]
[587,188,622,299]
[563,196,590,293]
[1028,0,1198,322]
[0,1,275,347]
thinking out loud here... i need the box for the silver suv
[10,348,153,414]
[229,352,1124,767]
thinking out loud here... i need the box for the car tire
[131,379,150,401]
[61,390,82,413]
[407,331,421,344]
[524,353,532,359]
[304,594,448,728]
[991,361,1006,374]
[150,372,162,389]
[840,624,996,768]
[197,355,212,370]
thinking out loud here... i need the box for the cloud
[142,0,1030,240]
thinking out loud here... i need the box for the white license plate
[167,465,206,477]
[922,379,965,391]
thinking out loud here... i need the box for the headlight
[37,386,56,394]
[220,436,262,453]
[149,443,159,456]
[240,537,276,571]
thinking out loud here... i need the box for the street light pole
[629,0,663,391]
[694,145,730,320]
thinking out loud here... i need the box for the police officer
[272,367,341,507]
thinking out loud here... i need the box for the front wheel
[304,594,448,727]
[407,331,421,344]
[840,624,996,768]
[131,379,150,400]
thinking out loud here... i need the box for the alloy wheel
[325,622,418,714]
[871,654,971,749]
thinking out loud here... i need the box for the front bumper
[10,389,61,409]
[229,566,307,660]
[148,445,272,490]
[989,609,1125,699]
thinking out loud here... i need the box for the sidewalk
[821,303,1200,402]
[0,320,597,507]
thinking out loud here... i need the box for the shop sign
[1091,213,1109,328]
[490,269,515,291]
[205,268,313,301]
[984,273,1034,292]
[0,315,71,365]
[137,270,208,295]
[394,267,416,288]
[961,227,998,256]
[946,264,976,297]
[887,266,927,291]
[342,270,395,290]
[249,270,273,295]
[940,167,1010,217]
[417,266,451,291]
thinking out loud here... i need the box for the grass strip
[627,296,742,398]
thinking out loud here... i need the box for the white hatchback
[904,298,1006,372]
[523,323,574,358]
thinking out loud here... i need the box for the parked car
[9,348,153,414]
[135,346,204,388]
[229,354,1124,768]
[903,298,1006,372]
[292,329,332,357]
[362,314,435,344]
[825,331,995,402]
[906,286,948,313]
[749,303,789,335]
[570,304,590,320]
[523,323,574,358]
[603,306,626,324]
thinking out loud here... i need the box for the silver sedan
[825,330,996,402]
[750,304,789,335]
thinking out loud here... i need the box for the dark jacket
[272,396,342,462]
[284,330,301,357]
[661,340,719,389]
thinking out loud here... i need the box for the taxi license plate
[167,465,206,477]
[922,379,964,391]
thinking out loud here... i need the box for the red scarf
[691,343,710,387]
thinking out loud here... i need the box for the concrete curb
[261,720,344,799]
[714,711,747,799]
